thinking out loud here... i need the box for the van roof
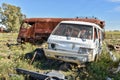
[23,18,105,28]
[60,21,103,31]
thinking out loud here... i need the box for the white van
[44,21,104,64]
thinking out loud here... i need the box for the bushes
[86,49,120,80]
[87,53,111,80]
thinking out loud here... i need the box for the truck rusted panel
[17,17,104,44]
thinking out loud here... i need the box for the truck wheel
[24,48,46,61]
[29,38,34,44]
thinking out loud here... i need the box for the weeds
[0,33,38,79]
[0,33,120,80]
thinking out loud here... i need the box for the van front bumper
[44,49,93,64]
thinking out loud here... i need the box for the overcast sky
[0,0,120,30]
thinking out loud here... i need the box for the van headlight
[51,43,56,49]
[48,43,56,49]
[78,48,93,54]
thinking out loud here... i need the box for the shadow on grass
[24,48,68,71]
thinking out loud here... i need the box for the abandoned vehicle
[44,19,105,64]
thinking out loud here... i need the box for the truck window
[22,22,32,28]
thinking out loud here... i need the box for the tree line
[0,3,25,32]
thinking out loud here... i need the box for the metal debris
[106,77,112,80]
[113,63,120,73]
[104,42,117,62]
[109,51,117,62]
[107,44,120,51]
[16,68,65,80]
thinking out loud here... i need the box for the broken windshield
[53,23,93,39]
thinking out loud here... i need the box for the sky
[0,0,120,30]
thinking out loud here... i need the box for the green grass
[105,31,120,39]
[0,33,120,80]
[0,33,38,79]
[105,31,120,60]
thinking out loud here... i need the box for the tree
[0,3,26,32]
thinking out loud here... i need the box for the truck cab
[44,21,104,64]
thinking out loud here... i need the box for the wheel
[34,48,46,60]
[29,38,34,44]
[24,48,46,61]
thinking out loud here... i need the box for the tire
[34,48,46,60]
[24,48,46,61]
[29,38,34,44]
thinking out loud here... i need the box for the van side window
[94,28,98,39]
[98,29,101,40]
[22,22,32,28]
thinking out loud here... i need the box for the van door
[94,27,99,54]
[98,29,102,54]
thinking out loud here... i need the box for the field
[105,31,120,59]
[105,31,120,39]
[0,32,120,80]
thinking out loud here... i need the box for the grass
[0,32,120,80]
[105,31,120,61]
[0,33,38,79]
[105,31,120,39]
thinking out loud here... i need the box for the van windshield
[53,23,93,39]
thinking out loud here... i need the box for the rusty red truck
[17,17,105,44]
